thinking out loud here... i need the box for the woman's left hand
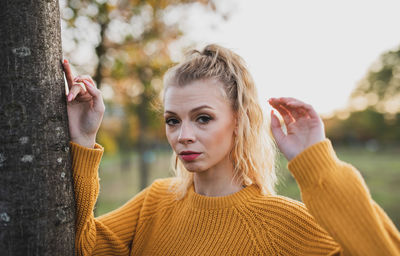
[268,97,326,161]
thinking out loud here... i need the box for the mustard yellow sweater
[71,139,400,255]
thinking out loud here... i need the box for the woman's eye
[165,118,179,126]
[197,116,211,124]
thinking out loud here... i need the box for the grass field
[95,145,400,229]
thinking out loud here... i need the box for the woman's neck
[193,161,243,197]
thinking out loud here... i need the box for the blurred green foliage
[324,108,400,146]
[351,44,400,115]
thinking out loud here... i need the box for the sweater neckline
[186,182,259,210]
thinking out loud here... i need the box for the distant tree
[0,0,75,254]
[324,108,400,146]
[350,45,400,116]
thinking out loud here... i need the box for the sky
[174,0,400,117]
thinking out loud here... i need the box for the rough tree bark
[0,0,75,255]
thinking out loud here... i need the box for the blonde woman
[63,44,400,256]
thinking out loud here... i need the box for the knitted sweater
[71,139,400,256]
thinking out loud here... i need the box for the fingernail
[63,59,68,64]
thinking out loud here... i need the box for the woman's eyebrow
[164,105,214,115]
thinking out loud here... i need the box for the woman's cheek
[209,126,228,150]
[165,129,177,149]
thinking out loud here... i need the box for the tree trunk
[93,4,109,90]
[0,1,75,255]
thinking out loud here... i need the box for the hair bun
[202,45,218,57]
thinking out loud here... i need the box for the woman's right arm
[62,60,147,255]
[70,141,148,255]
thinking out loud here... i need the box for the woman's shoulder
[122,177,180,218]
[141,177,181,204]
[245,194,339,249]
[148,176,176,188]
[245,193,330,233]
[147,177,181,194]
[247,193,311,219]
[241,193,340,253]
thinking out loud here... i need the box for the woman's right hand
[62,59,105,148]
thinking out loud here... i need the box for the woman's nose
[178,122,196,144]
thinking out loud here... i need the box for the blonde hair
[162,44,278,199]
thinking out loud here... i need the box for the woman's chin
[182,163,205,173]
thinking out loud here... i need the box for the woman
[63,44,400,256]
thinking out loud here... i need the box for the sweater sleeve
[288,139,400,256]
[70,141,149,256]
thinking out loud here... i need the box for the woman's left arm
[269,97,400,256]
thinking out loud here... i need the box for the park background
[60,0,400,228]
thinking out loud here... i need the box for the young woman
[63,44,400,256]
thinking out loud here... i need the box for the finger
[74,94,93,102]
[268,98,292,123]
[62,59,74,89]
[276,104,295,127]
[270,110,285,142]
[270,101,295,126]
[74,75,96,88]
[275,97,319,119]
[283,101,310,120]
[67,83,86,102]
[281,98,319,120]
[81,80,105,112]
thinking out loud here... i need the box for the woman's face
[163,79,237,173]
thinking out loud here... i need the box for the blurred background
[60,0,400,228]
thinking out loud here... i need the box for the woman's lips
[180,153,201,161]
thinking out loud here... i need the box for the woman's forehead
[163,81,230,113]
[164,79,227,100]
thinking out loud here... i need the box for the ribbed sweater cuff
[287,139,340,189]
[70,141,104,178]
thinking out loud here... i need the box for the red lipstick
[179,151,201,161]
